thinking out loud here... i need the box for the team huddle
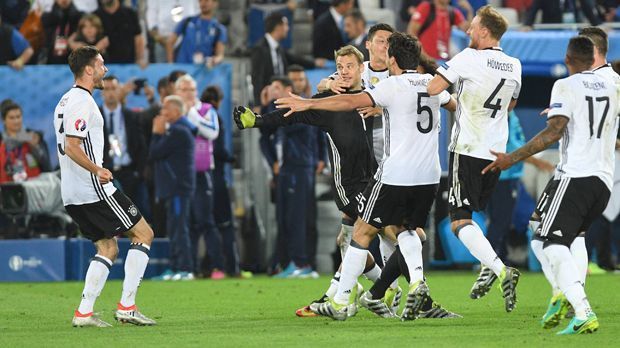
[235,5,619,335]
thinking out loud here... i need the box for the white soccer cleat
[114,304,157,326]
[347,282,364,317]
[359,291,396,318]
[72,311,112,328]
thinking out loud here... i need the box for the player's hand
[96,167,113,184]
[481,150,513,174]
[540,107,550,116]
[316,160,326,175]
[326,79,351,94]
[152,115,166,134]
[275,93,311,117]
[358,106,382,118]
[233,106,261,129]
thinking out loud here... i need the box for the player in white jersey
[56,46,156,327]
[527,27,620,331]
[276,32,457,321]
[427,5,521,312]
[484,36,619,335]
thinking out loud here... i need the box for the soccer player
[483,36,619,334]
[529,26,620,330]
[55,46,156,327]
[276,32,456,321]
[427,5,521,311]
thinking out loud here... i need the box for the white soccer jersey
[366,71,451,186]
[594,63,620,85]
[437,47,522,160]
[548,71,620,190]
[54,86,116,205]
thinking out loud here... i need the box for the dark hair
[611,60,620,74]
[567,36,595,68]
[345,9,365,24]
[387,32,421,70]
[579,26,608,56]
[477,5,508,41]
[68,46,100,78]
[200,85,224,104]
[331,0,352,6]
[264,12,286,33]
[157,76,169,92]
[168,70,187,84]
[367,23,394,41]
[287,64,305,73]
[1,99,21,120]
[269,75,293,88]
[418,52,438,75]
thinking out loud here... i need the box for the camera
[133,78,147,95]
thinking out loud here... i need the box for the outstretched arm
[275,92,373,117]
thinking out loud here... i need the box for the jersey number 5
[57,113,65,155]
[586,96,610,139]
[417,92,433,134]
[484,78,506,118]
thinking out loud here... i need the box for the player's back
[54,87,115,205]
[440,48,522,160]
[367,71,451,186]
[548,71,620,190]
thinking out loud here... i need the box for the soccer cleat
[272,262,299,278]
[499,267,520,312]
[347,283,363,317]
[401,280,430,321]
[384,286,402,316]
[470,266,497,299]
[359,291,395,318]
[310,299,348,321]
[418,302,462,319]
[114,304,157,326]
[151,269,174,281]
[210,269,226,280]
[171,271,195,281]
[541,293,570,329]
[72,311,112,327]
[295,295,327,317]
[556,313,599,335]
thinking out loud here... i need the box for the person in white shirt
[276,32,457,321]
[483,36,620,335]
[55,46,156,327]
[427,5,522,312]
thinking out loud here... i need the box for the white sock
[457,223,505,276]
[544,244,592,320]
[397,231,424,284]
[78,255,112,314]
[570,236,588,286]
[339,223,354,258]
[531,238,561,296]
[325,272,341,298]
[334,243,367,305]
[363,260,381,282]
[120,243,150,308]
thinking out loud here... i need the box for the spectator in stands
[146,0,199,63]
[95,0,145,66]
[251,12,324,108]
[41,0,83,64]
[174,74,225,279]
[312,0,354,60]
[408,0,472,60]
[0,15,33,70]
[200,85,243,277]
[99,75,150,220]
[35,0,99,14]
[68,14,108,59]
[0,99,51,184]
[522,0,562,30]
[343,9,368,60]
[149,95,196,281]
[1,0,30,27]
[166,0,226,67]
[399,0,423,24]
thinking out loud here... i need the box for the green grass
[0,272,618,347]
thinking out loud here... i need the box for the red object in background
[504,0,534,12]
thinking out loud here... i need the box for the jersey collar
[402,70,418,74]
[593,63,611,72]
[368,62,388,72]
[483,47,503,51]
[73,85,92,96]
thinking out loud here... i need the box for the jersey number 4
[484,78,506,118]
[57,113,65,155]
[586,96,610,139]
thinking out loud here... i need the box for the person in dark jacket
[312,0,354,60]
[41,0,83,64]
[149,95,196,280]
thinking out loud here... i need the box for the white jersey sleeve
[366,78,396,108]
[547,79,575,120]
[437,49,473,84]
[438,90,451,105]
[64,100,94,138]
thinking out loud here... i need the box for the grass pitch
[0,272,618,347]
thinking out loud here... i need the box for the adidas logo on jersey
[552,230,563,237]
[343,289,352,294]
[463,198,470,206]
[373,217,382,223]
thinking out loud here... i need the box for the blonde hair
[164,95,186,115]
[78,14,104,37]
[477,5,508,41]
[174,74,197,90]
[334,45,364,65]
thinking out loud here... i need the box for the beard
[94,77,104,90]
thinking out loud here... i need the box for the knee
[451,219,473,236]
[132,219,155,245]
[97,240,119,261]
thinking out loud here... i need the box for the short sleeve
[547,79,573,120]
[436,49,473,85]
[217,24,227,44]
[11,29,30,56]
[174,18,187,35]
[64,101,93,138]
[130,9,142,35]
[411,1,430,24]
[366,78,395,107]
[512,62,522,99]
[438,90,451,105]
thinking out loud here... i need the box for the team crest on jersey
[128,205,138,217]
[370,76,380,87]
[75,119,87,131]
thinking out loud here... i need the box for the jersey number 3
[57,113,65,155]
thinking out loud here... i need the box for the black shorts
[357,177,438,229]
[533,176,610,247]
[65,190,142,242]
[338,182,368,220]
[448,152,500,220]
